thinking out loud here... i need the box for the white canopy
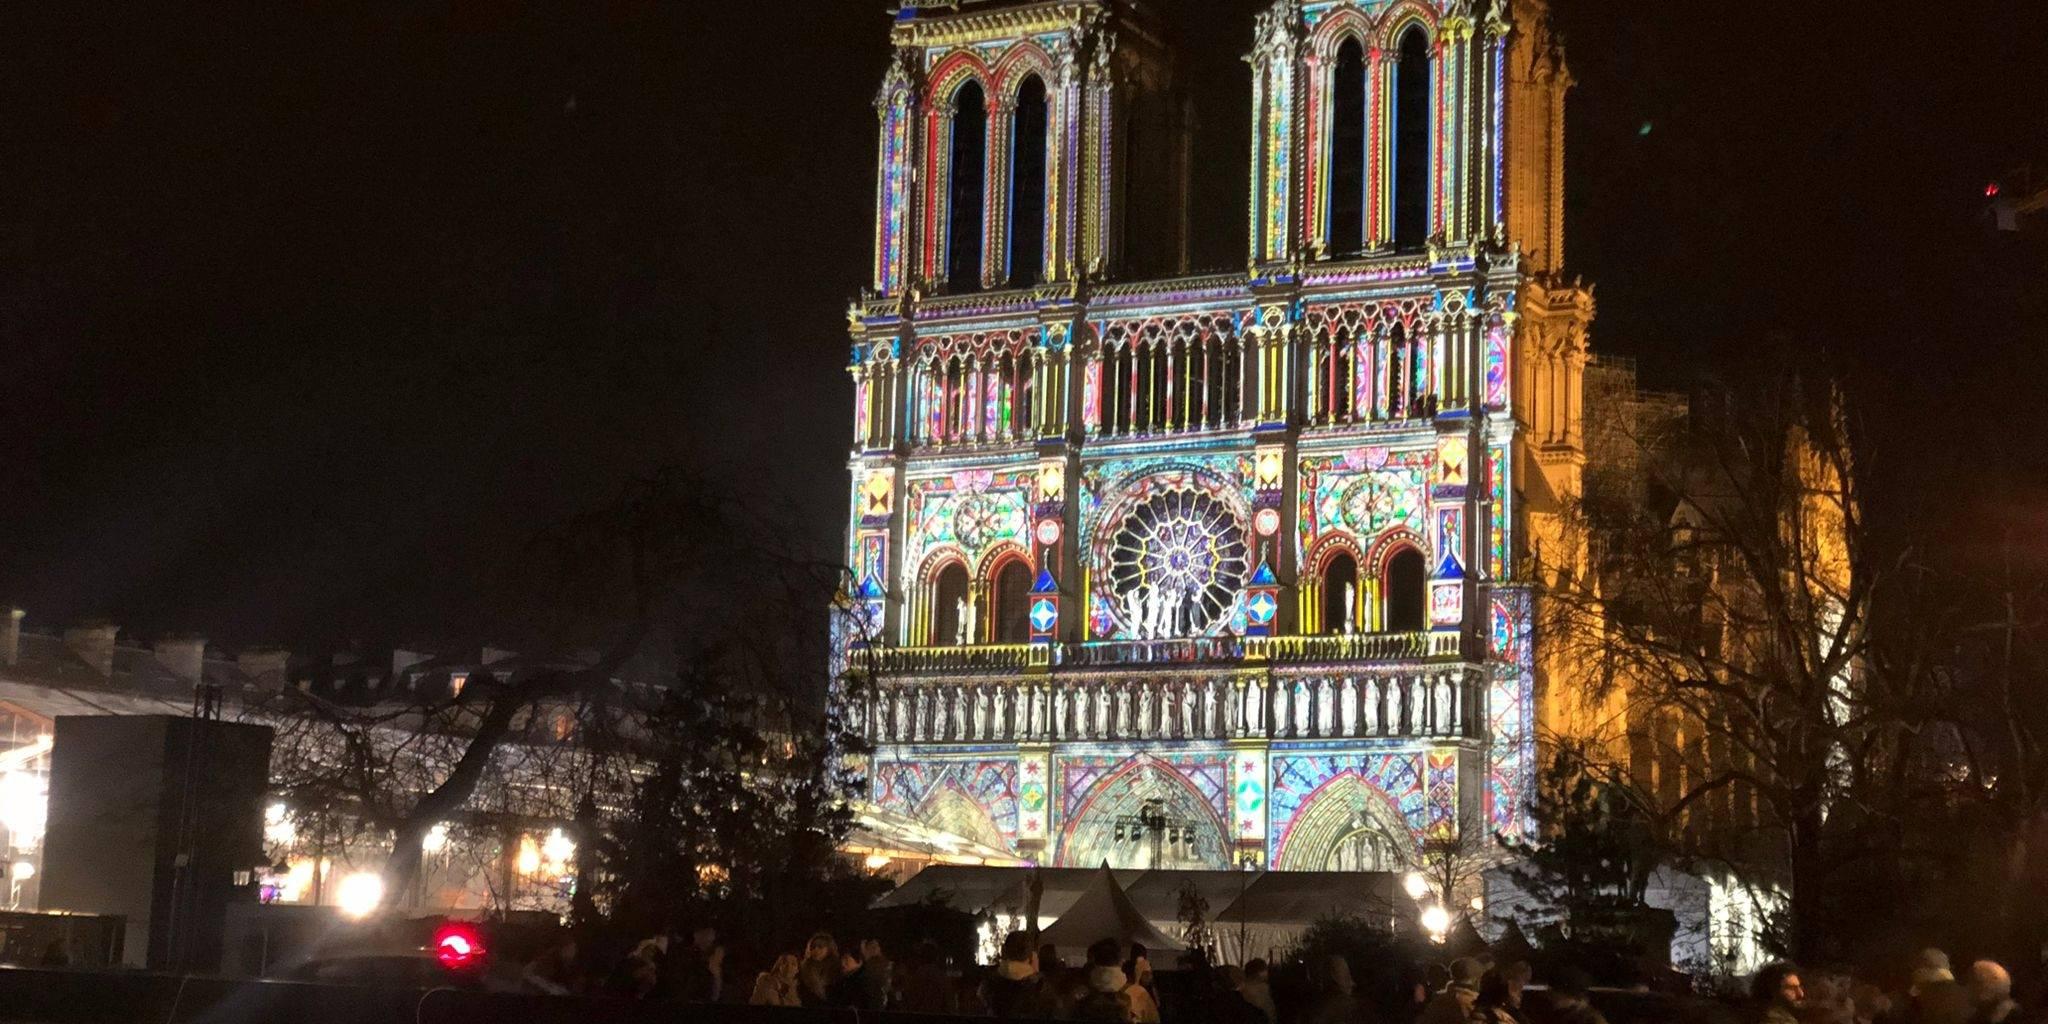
[875,865,1416,965]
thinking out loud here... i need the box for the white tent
[1038,864,1186,963]
[875,865,1415,965]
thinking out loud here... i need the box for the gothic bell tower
[870,0,1192,302]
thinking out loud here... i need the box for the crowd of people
[518,927,2046,1024]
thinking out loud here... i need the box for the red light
[1986,182,2001,197]
[433,923,486,969]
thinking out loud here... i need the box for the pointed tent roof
[1039,863,1185,959]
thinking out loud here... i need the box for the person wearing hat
[1423,958,1487,1024]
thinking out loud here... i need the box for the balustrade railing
[861,632,1451,676]
[853,668,1481,746]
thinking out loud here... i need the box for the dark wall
[40,715,272,972]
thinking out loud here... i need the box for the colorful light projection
[1233,747,1270,842]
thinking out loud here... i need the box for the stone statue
[1342,582,1358,635]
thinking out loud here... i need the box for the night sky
[3,0,2043,651]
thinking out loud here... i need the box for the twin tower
[842,0,1593,873]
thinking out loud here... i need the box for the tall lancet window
[1392,26,1432,251]
[947,80,988,293]
[1327,39,1367,257]
[1008,75,1048,288]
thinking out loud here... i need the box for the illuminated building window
[1008,76,1048,288]
[1392,26,1431,251]
[449,672,468,698]
[1385,547,1427,632]
[1327,38,1367,257]
[992,560,1032,644]
[946,80,988,294]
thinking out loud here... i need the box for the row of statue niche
[876,673,1467,743]
[1119,582,1204,640]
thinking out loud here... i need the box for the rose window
[1107,489,1249,637]
[953,494,999,550]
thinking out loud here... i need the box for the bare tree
[1539,375,1945,960]
[246,466,860,912]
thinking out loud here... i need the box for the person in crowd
[751,954,803,1007]
[799,932,844,1007]
[897,940,957,1015]
[1966,961,2021,1024]
[985,931,1053,1020]
[1477,963,1533,1024]
[1849,981,1893,1024]
[1303,955,1365,1024]
[1424,958,1485,1024]
[1127,943,1158,1006]
[1241,958,1280,1024]
[836,937,893,1010]
[1807,973,1861,1024]
[659,923,723,1002]
[611,936,666,999]
[521,934,580,996]
[1123,947,1162,1024]
[1543,966,1608,1024]
[1211,965,1272,1024]
[1753,963,1809,1024]
[1075,938,1138,1024]
[1911,952,1974,1024]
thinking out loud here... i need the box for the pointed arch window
[931,563,971,646]
[992,560,1033,644]
[947,80,988,293]
[1008,75,1048,288]
[1327,38,1368,258]
[1384,547,1427,632]
[1392,26,1432,251]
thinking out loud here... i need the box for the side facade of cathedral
[842,0,1592,873]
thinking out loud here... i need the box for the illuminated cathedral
[843,0,1591,873]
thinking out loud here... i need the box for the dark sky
[3,0,2043,650]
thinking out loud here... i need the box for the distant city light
[515,835,542,876]
[1986,181,2002,197]
[263,802,295,847]
[336,871,384,919]
[0,770,48,851]
[541,828,574,868]
[422,823,450,853]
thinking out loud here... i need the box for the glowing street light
[336,872,384,919]
[1419,904,1452,942]
[422,823,449,854]
[1402,872,1430,901]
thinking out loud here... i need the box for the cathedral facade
[843,0,1592,873]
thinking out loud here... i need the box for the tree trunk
[1787,798,1829,963]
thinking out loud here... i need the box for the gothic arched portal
[1272,772,1415,871]
[1057,758,1228,869]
